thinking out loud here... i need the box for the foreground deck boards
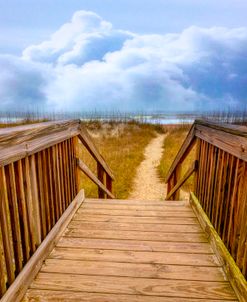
[24,199,237,301]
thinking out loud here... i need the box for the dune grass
[158,124,195,192]
[77,121,165,199]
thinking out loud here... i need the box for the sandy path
[129,133,167,200]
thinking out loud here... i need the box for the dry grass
[77,121,165,199]
[158,124,195,192]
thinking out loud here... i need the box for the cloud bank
[1,10,247,111]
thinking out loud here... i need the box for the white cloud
[0,10,247,112]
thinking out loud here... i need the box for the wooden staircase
[24,197,236,301]
[0,120,246,301]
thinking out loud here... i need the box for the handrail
[0,119,114,299]
[165,119,247,296]
[166,119,247,186]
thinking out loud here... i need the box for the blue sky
[0,0,247,112]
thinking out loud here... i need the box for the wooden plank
[0,166,16,285]
[50,247,221,266]
[195,119,247,137]
[166,160,197,200]
[77,158,115,199]
[78,124,114,180]
[0,190,85,302]
[84,198,190,206]
[73,213,199,224]
[68,221,203,233]
[29,273,236,300]
[190,192,247,302]
[0,120,80,167]
[165,123,196,183]
[77,208,196,217]
[51,146,60,220]
[29,155,42,245]
[23,157,39,253]
[36,152,47,239]
[4,163,23,273]
[0,220,7,296]
[15,160,30,262]
[46,148,55,227]
[57,237,214,254]
[195,124,247,161]
[65,140,72,203]
[58,143,66,212]
[62,141,69,208]
[81,203,192,211]
[41,258,226,281]
[25,290,234,302]
[64,228,208,243]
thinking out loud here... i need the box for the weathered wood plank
[77,208,196,217]
[73,213,199,224]
[0,120,80,166]
[23,157,39,253]
[84,198,190,206]
[4,163,23,273]
[15,160,30,262]
[81,203,192,211]
[64,228,208,243]
[29,273,236,300]
[195,119,247,137]
[0,166,16,285]
[41,259,226,281]
[68,221,203,233]
[57,237,214,254]
[50,247,220,266]
[29,155,42,245]
[0,221,7,296]
[195,124,247,161]
[25,290,234,302]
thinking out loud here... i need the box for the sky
[0,0,247,112]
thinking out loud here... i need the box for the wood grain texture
[64,228,208,243]
[0,120,80,166]
[73,213,199,224]
[68,221,203,233]
[23,198,237,301]
[41,258,226,281]
[50,247,220,266]
[195,124,247,161]
[24,290,236,302]
[30,273,236,300]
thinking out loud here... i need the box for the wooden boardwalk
[23,198,237,301]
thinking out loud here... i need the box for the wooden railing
[0,120,114,298]
[165,120,247,283]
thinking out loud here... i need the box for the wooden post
[97,163,105,199]
[106,174,112,197]
[174,163,181,200]
[194,138,201,196]
[73,137,80,194]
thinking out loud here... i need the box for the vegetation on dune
[158,124,195,192]
[77,121,166,199]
